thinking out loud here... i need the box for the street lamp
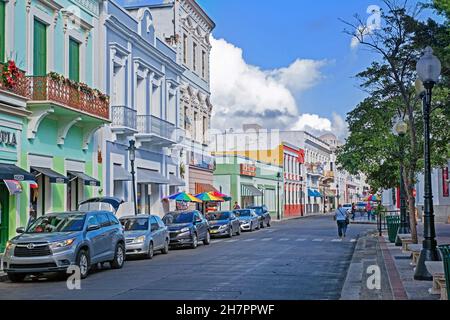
[127,140,138,216]
[394,119,411,246]
[276,172,282,220]
[414,47,442,281]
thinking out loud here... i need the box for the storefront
[213,155,282,219]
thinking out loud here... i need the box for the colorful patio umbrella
[209,191,232,201]
[165,192,202,203]
[194,192,225,202]
[365,194,379,202]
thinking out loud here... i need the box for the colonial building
[141,0,216,197]
[0,0,108,250]
[100,1,185,217]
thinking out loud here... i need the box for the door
[230,213,239,232]
[33,19,47,76]
[194,212,207,240]
[68,38,80,82]
[85,214,103,263]
[0,184,9,252]
[150,216,163,249]
[96,212,114,258]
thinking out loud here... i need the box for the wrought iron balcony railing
[111,105,137,130]
[137,115,176,140]
[0,62,31,99]
[29,75,109,120]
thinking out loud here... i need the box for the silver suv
[2,197,125,282]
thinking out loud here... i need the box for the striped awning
[195,183,218,194]
[241,184,263,197]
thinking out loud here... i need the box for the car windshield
[163,212,194,224]
[250,207,263,215]
[27,214,86,233]
[234,210,251,217]
[121,218,149,231]
[207,212,230,221]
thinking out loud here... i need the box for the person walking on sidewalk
[334,204,349,239]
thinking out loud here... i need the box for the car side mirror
[87,224,101,232]
[16,227,25,234]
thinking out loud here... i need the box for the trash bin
[386,215,400,243]
[438,245,450,300]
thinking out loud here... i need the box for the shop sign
[0,130,17,147]
[240,164,256,177]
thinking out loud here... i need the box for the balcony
[0,61,31,106]
[111,105,137,135]
[136,115,179,147]
[28,75,109,121]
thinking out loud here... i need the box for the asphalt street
[0,216,373,300]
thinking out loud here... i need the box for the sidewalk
[341,223,450,300]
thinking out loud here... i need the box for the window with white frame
[151,79,161,118]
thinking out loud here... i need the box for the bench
[397,234,413,253]
[408,244,423,267]
[425,261,448,300]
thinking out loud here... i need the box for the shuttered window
[33,19,47,76]
[0,1,5,63]
[69,38,80,82]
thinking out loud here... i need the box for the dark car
[206,211,241,238]
[233,209,259,232]
[163,211,211,249]
[3,197,126,282]
[247,205,271,228]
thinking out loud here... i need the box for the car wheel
[203,231,211,245]
[227,227,233,238]
[7,273,26,282]
[249,222,253,232]
[76,249,90,279]
[161,239,169,254]
[110,243,125,269]
[236,226,241,236]
[260,221,264,229]
[146,242,154,259]
[191,233,198,249]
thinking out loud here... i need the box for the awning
[31,166,68,184]
[3,180,23,195]
[169,174,186,186]
[308,189,316,197]
[113,165,132,181]
[68,171,100,187]
[315,190,322,198]
[0,164,36,181]
[241,184,263,197]
[137,168,170,185]
[195,183,219,194]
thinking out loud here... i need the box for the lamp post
[336,184,340,208]
[127,140,138,216]
[276,172,282,220]
[414,47,442,281]
[394,119,411,246]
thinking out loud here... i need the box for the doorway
[0,183,10,252]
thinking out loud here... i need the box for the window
[203,116,207,143]
[33,19,47,76]
[184,106,189,129]
[107,212,120,225]
[193,42,197,71]
[150,216,159,231]
[193,111,198,140]
[69,38,80,82]
[97,213,110,227]
[0,1,5,63]
[201,50,206,78]
[87,215,100,228]
[183,34,188,64]
[156,216,165,229]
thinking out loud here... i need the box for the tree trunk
[405,168,418,244]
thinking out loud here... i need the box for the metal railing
[111,106,137,130]
[137,115,176,140]
[29,75,109,120]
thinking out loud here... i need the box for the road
[0,216,373,300]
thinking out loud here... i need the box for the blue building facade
[100,1,185,217]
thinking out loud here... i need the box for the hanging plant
[2,60,23,89]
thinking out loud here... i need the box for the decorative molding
[82,123,103,150]
[57,116,82,145]
[27,106,55,140]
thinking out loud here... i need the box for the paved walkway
[341,222,450,300]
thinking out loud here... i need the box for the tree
[338,0,449,243]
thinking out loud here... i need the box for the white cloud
[209,36,348,140]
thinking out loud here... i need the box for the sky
[118,0,434,140]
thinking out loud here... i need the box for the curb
[340,232,365,300]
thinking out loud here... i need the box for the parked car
[246,205,271,228]
[162,211,211,249]
[356,202,367,213]
[119,215,169,259]
[233,209,259,232]
[342,203,352,214]
[3,197,126,282]
[206,211,241,238]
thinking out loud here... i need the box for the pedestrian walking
[334,204,349,239]
[351,202,356,221]
[366,202,373,221]
[233,202,241,210]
